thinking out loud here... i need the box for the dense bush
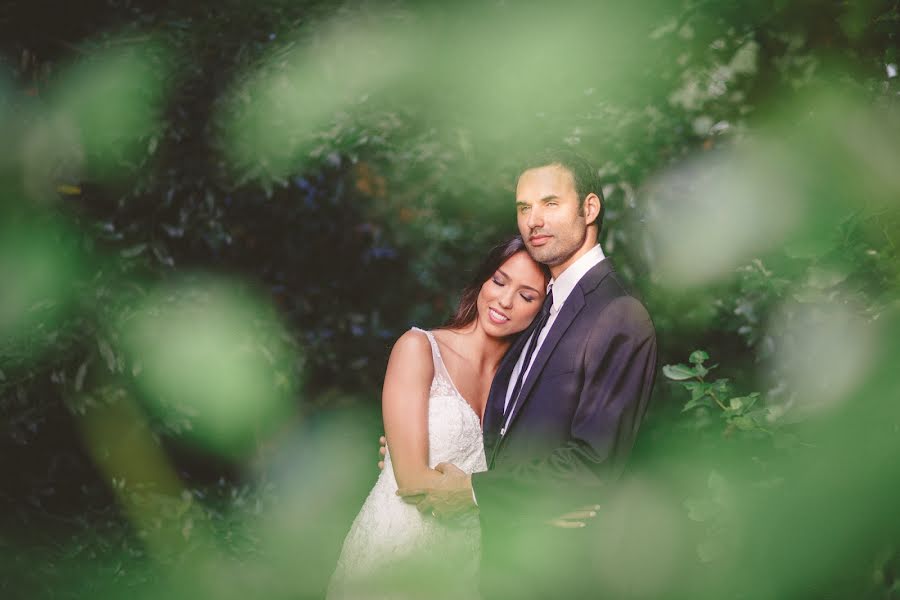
[1,1,898,598]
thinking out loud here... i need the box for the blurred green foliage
[1,0,899,598]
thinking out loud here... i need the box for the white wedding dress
[327,328,487,599]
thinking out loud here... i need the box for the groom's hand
[377,435,386,470]
[396,462,475,519]
[546,504,601,529]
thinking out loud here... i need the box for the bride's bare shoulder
[387,329,433,365]
[383,330,434,398]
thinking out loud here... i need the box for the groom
[399,150,657,597]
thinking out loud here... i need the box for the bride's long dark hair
[443,236,549,330]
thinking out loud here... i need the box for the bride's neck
[450,322,511,374]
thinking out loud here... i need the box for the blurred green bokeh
[119,277,301,458]
[217,2,661,184]
[647,84,900,290]
[1,0,898,598]
[40,36,171,186]
[0,214,85,361]
[218,14,418,180]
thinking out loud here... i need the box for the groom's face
[516,164,589,272]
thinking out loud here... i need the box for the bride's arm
[381,330,445,491]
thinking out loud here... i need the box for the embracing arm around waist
[382,330,446,491]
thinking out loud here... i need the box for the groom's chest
[492,330,586,423]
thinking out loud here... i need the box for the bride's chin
[483,320,522,339]
[480,317,507,335]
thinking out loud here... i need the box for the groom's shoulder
[584,270,654,330]
[587,294,655,349]
[604,294,653,325]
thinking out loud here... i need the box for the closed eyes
[492,278,537,302]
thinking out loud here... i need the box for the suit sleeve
[471,296,657,519]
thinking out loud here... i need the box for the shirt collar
[547,244,606,314]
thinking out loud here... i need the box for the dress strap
[410,327,448,379]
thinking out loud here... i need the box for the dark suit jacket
[471,259,657,596]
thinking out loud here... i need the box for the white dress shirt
[501,244,607,429]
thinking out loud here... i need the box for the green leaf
[746,408,770,424]
[663,364,696,380]
[75,361,88,392]
[121,243,147,258]
[689,350,709,365]
[724,394,760,417]
[729,415,756,431]
[683,381,711,401]
[743,393,760,410]
[98,339,118,373]
[152,243,174,267]
[682,396,714,412]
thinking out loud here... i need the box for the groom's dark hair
[520,149,605,232]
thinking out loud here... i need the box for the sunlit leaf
[663,364,696,380]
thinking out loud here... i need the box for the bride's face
[476,251,547,337]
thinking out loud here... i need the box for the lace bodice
[327,328,486,599]
[401,328,486,471]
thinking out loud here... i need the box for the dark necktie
[504,287,554,417]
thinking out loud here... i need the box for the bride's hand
[546,504,601,529]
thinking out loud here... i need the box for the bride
[327,236,549,599]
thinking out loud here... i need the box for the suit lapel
[500,260,617,441]
[501,290,585,435]
[482,328,531,454]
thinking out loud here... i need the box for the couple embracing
[328,150,657,599]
